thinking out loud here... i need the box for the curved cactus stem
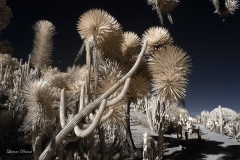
[74,99,107,138]
[60,89,66,128]
[100,109,113,123]
[89,113,95,122]
[106,78,131,106]
[38,41,147,160]
[79,83,85,112]
[89,109,113,124]
[33,136,43,160]
[86,42,92,103]
[92,49,99,91]
[85,71,90,105]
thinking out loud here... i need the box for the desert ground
[130,109,240,160]
[2,109,240,160]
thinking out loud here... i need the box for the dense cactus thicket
[198,106,240,140]
[196,106,240,150]
[0,0,239,160]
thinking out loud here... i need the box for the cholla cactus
[0,3,200,159]
[207,106,238,134]
[39,40,148,160]
[209,106,238,123]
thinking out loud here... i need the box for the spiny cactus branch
[85,42,92,103]
[79,82,85,112]
[60,89,66,128]
[100,109,113,123]
[74,99,106,138]
[89,109,114,123]
[106,78,131,106]
[38,41,147,160]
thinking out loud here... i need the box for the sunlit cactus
[97,60,125,125]
[128,74,151,102]
[142,26,173,55]
[47,72,70,90]
[210,106,238,122]
[97,60,123,96]
[77,9,123,59]
[103,102,124,126]
[165,104,189,121]
[31,20,56,70]
[149,45,191,103]
[38,42,147,159]
[66,65,87,92]
[21,79,55,134]
[121,31,141,61]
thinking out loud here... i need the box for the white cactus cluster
[199,105,240,140]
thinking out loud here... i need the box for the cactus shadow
[151,135,240,160]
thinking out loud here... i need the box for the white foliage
[209,106,238,122]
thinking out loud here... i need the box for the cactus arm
[79,83,85,112]
[38,41,147,160]
[100,109,113,123]
[106,78,131,106]
[89,109,113,124]
[60,89,66,128]
[74,99,106,138]
[86,43,92,103]
[33,136,43,160]
[89,113,95,122]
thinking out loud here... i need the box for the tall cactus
[218,105,223,135]
[38,41,147,160]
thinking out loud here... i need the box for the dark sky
[1,0,240,116]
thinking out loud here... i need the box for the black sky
[1,0,240,116]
